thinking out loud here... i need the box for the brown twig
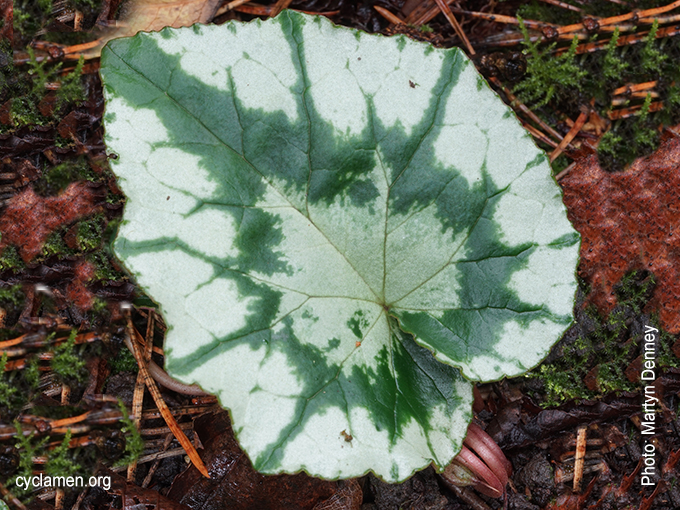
[539,0,582,13]
[123,308,210,479]
[374,5,405,25]
[611,92,660,106]
[567,24,680,55]
[556,0,680,37]
[555,161,577,181]
[489,76,564,143]
[640,481,664,510]
[269,0,294,18]
[142,433,174,487]
[612,81,658,96]
[447,485,493,510]
[608,100,664,120]
[127,313,154,482]
[110,447,189,471]
[600,0,680,27]
[523,122,560,148]
[55,487,65,510]
[215,0,252,17]
[434,0,475,55]
[141,405,214,420]
[616,459,642,497]
[663,448,680,473]
[141,422,193,436]
[550,110,588,162]
[452,10,552,29]
[0,331,102,358]
[127,316,208,395]
[573,425,587,492]
[50,412,92,429]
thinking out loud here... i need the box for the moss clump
[0,246,25,273]
[14,0,100,43]
[526,270,658,407]
[90,237,128,282]
[513,18,587,109]
[55,57,86,110]
[0,285,26,331]
[8,97,46,128]
[51,330,87,383]
[601,28,628,82]
[507,5,680,171]
[0,353,18,408]
[77,214,105,252]
[46,430,81,479]
[9,423,49,496]
[0,47,85,134]
[114,400,144,468]
[0,285,25,308]
[23,356,41,391]
[39,229,75,261]
[36,157,96,195]
[108,345,137,374]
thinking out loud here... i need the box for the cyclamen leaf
[100,11,579,482]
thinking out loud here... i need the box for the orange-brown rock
[561,135,680,332]
[0,182,101,262]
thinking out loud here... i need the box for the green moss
[633,94,659,151]
[0,44,85,133]
[0,285,25,307]
[657,328,680,369]
[14,0,97,42]
[46,430,81,478]
[109,346,138,374]
[92,297,108,314]
[526,270,657,407]
[77,214,105,252]
[507,3,678,171]
[551,154,570,176]
[597,130,623,163]
[26,47,54,98]
[513,18,587,108]
[38,0,53,15]
[38,157,95,195]
[602,28,628,81]
[56,56,86,110]
[39,229,73,260]
[8,97,46,128]
[23,356,40,390]
[71,0,98,9]
[114,400,144,467]
[51,330,87,383]
[54,135,75,149]
[9,422,49,495]
[0,353,17,408]
[0,246,25,273]
[13,3,45,39]
[640,19,667,75]
[105,191,125,207]
[90,251,127,282]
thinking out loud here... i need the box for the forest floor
[2,0,680,509]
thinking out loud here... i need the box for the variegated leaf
[100,11,579,482]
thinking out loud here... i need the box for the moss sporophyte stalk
[100,12,579,482]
